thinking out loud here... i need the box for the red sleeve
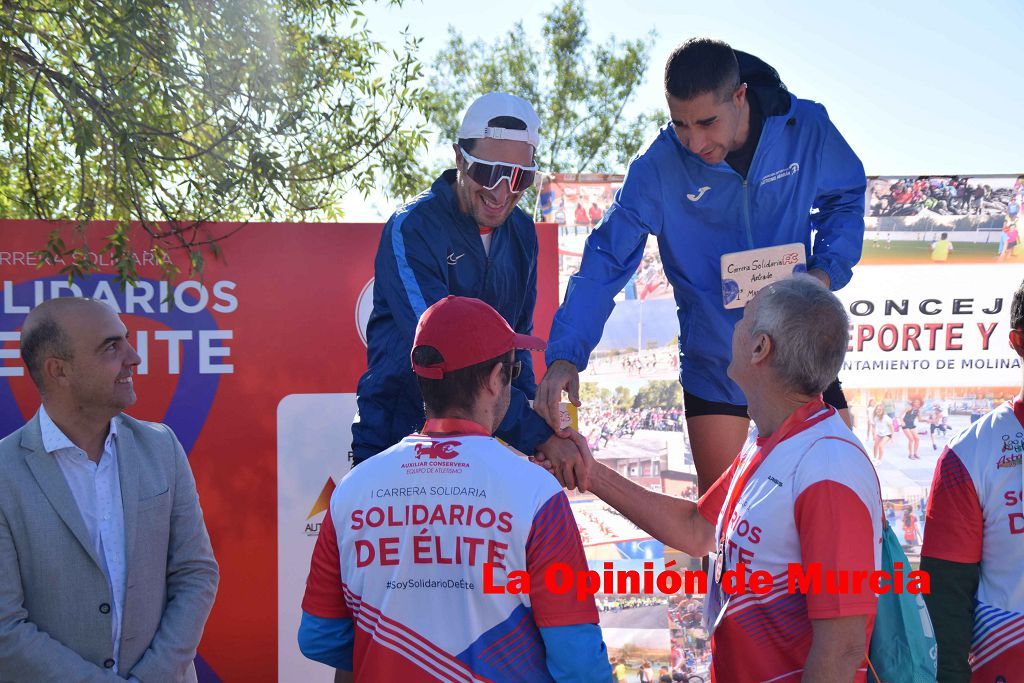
[921,449,983,564]
[696,457,740,525]
[526,492,600,627]
[795,481,878,618]
[301,509,352,619]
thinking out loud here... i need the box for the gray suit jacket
[0,412,219,682]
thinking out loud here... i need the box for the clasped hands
[530,359,595,492]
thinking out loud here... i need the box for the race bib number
[720,243,807,309]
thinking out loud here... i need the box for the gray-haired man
[543,275,882,681]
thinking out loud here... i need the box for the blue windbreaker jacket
[352,170,553,463]
[546,88,866,405]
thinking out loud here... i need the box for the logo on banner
[304,477,337,536]
[307,477,337,519]
[415,441,462,460]
[355,278,374,348]
[760,162,800,186]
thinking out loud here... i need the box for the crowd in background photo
[578,404,685,453]
[868,176,1024,219]
[586,347,680,377]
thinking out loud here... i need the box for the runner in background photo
[900,397,922,460]
[872,402,894,461]
[931,232,954,261]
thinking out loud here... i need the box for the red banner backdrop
[0,219,559,681]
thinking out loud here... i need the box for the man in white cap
[352,93,579,470]
[301,296,611,681]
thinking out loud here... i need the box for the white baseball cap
[457,92,541,149]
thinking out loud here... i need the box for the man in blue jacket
[535,38,865,494]
[352,92,574,467]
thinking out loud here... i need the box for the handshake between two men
[531,358,592,492]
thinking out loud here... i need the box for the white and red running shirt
[697,399,883,682]
[922,397,1024,679]
[301,419,600,682]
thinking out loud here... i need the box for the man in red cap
[299,296,611,682]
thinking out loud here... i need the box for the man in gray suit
[0,297,219,682]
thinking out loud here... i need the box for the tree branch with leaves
[1,0,431,283]
[411,0,662,213]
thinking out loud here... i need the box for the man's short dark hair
[1011,278,1024,330]
[458,116,528,154]
[412,346,513,415]
[664,37,740,102]
[20,315,72,389]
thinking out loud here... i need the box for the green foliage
[412,0,661,210]
[578,382,633,410]
[579,381,610,404]
[633,380,681,410]
[1,0,430,282]
[612,385,633,411]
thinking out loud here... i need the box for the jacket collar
[21,410,140,574]
[433,169,474,231]
[22,411,104,570]
[736,49,793,118]
[37,404,118,456]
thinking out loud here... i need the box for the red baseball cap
[411,296,546,379]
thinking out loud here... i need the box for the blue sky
[347,0,1023,217]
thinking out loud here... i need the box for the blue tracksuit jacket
[546,81,865,405]
[352,170,553,463]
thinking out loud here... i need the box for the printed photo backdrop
[550,173,1024,679]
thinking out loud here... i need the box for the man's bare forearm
[802,616,866,682]
[589,463,714,556]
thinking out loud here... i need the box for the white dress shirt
[39,406,127,673]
